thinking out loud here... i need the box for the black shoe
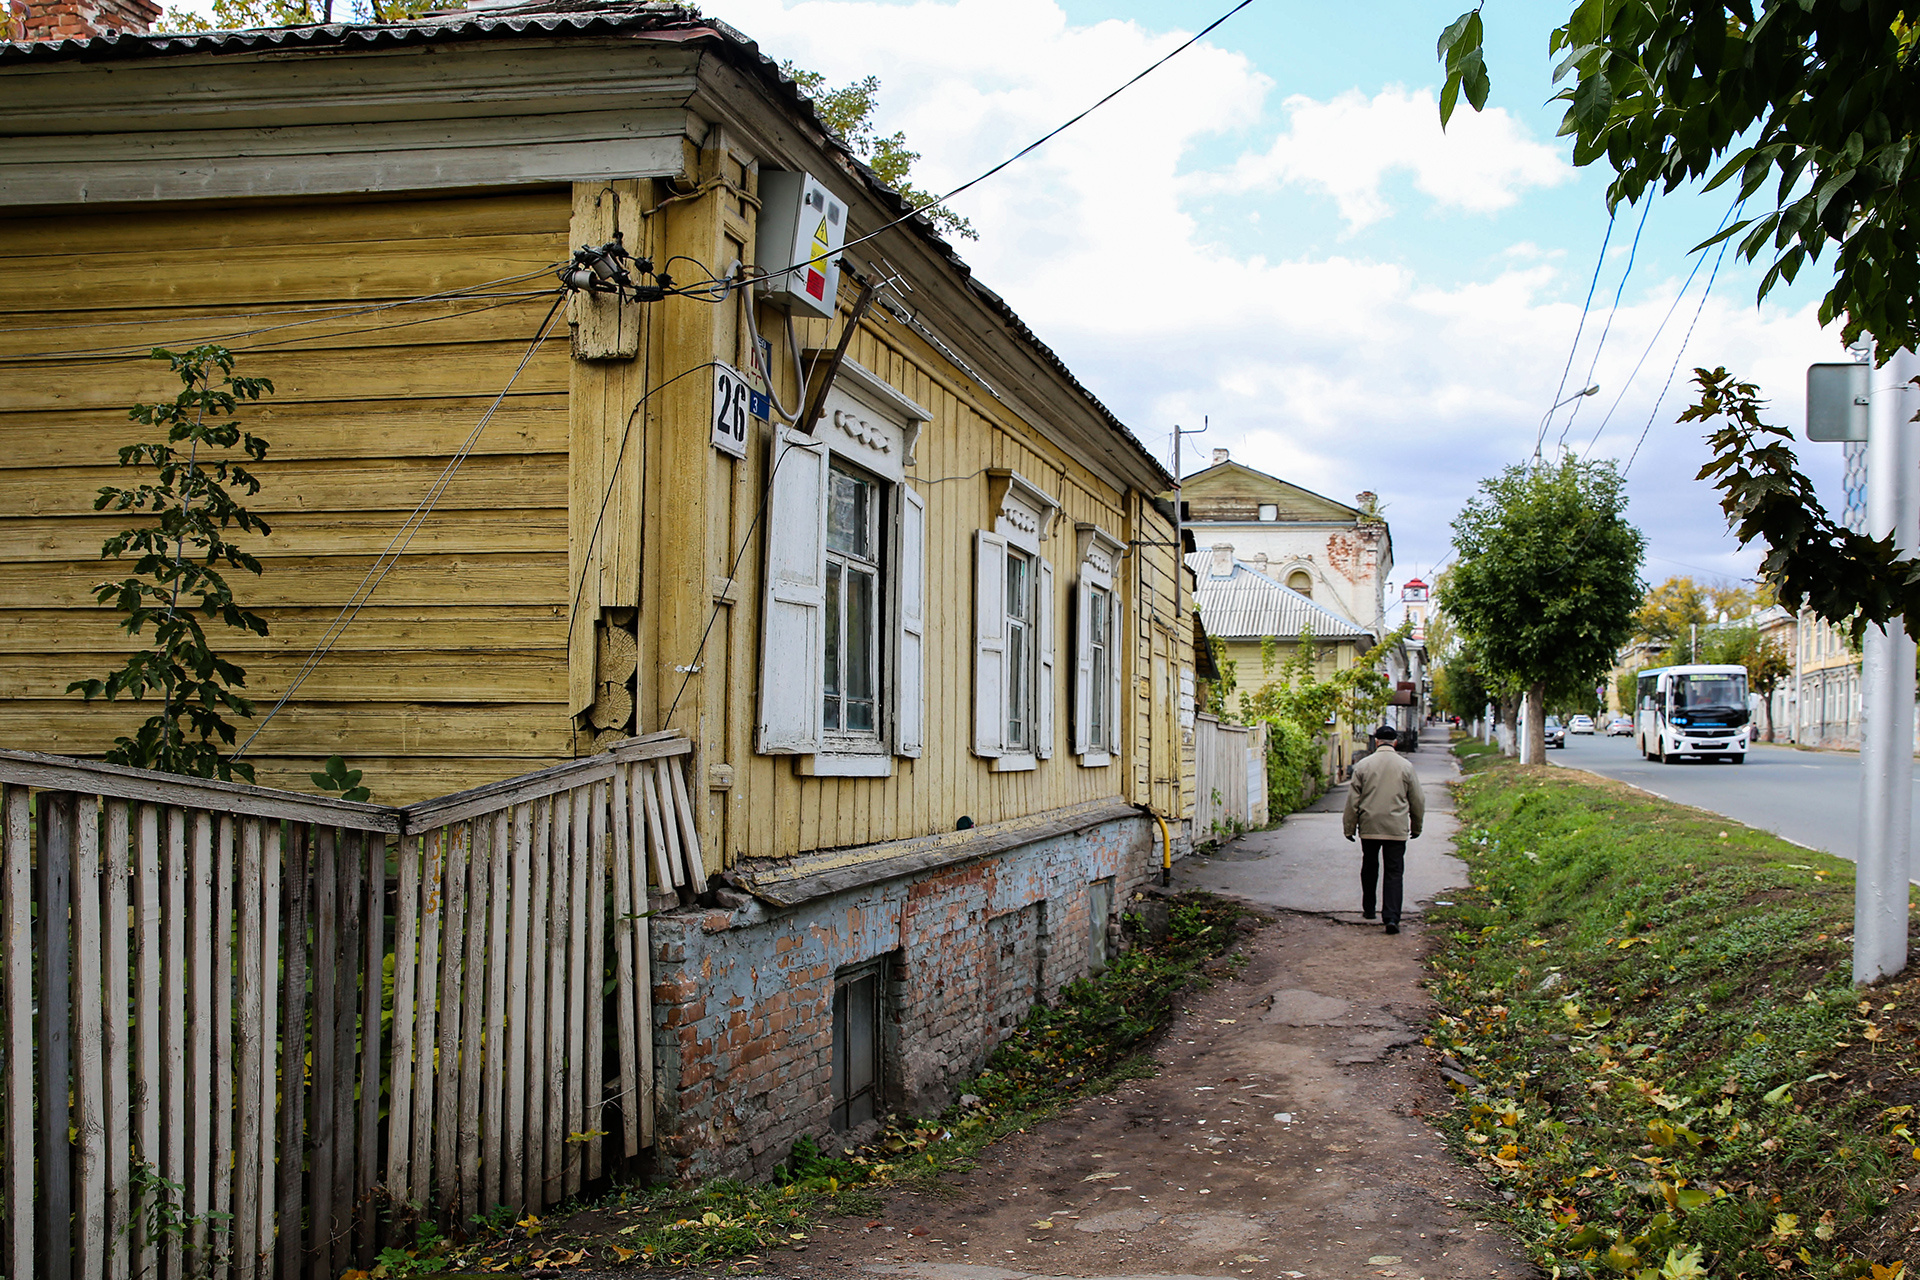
[1362,911,1376,920]
[1384,923,1400,935]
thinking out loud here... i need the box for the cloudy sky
[705,0,1848,599]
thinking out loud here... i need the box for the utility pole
[1856,347,1919,984]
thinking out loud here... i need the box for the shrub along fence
[0,731,707,1280]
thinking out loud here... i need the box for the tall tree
[1632,576,1708,651]
[782,66,978,241]
[1442,457,1647,762]
[1437,4,1920,642]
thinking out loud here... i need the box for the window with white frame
[757,363,928,777]
[974,470,1060,770]
[1074,523,1126,765]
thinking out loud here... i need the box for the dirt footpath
[789,737,1535,1280]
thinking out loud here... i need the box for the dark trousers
[1360,839,1406,924]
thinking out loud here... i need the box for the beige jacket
[1342,745,1425,841]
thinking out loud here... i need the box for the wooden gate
[1192,714,1266,838]
[0,731,706,1280]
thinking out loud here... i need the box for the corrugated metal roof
[0,0,1176,492]
[1188,553,1372,642]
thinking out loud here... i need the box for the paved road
[1543,730,1899,863]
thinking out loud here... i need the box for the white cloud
[1197,87,1574,230]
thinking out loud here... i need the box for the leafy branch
[1685,365,1920,644]
[69,346,274,783]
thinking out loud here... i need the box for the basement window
[831,962,883,1131]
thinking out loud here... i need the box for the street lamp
[1534,384,1599,461]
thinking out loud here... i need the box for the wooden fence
[0,731,708,1280]
[1192,714,1267,838]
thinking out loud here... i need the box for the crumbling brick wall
[23,0,158,40]
[648,813,1155,1182]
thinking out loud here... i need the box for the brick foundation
[648,812,1157,1182]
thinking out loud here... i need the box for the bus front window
[1672,674,1748,723]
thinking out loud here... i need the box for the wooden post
[72,794,107,1280]
[276,825,310,1280]
[3,787,34,1280]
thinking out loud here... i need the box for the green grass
[434,893,1258,1272]
[1429,756,1920,1280]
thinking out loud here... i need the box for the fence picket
[387,836,419,1219]
[163,807,189,1280]
[504,803,533,1215]
[434,824,470,1221]
[651,763,685,890]
[355,830,383,1269]
[483,809,510,1217]
[666,761,708,894]
[524,797,552,1208]
[585,782,607,1181]
[639,766,673,893]
[276,825,310,1280]
[544,790,571,1207]
[310,826,339,1280]
[187,812,216,1280]
[103,801,132,1280]
[330,828,362,1273]
[257,822,284,1279]
[611,768,639,1159]
[215,817,236,1280]
[37,794,74,1280]
[1,787,30,1280]
[410,828,445,1222]
[235,818,265,1280]
[459,819,490,1225]
[73,794,107,1280]
[566,789,590,1197]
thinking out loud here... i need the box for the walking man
[1342,724,1425,934]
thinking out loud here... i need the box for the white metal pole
[1856,347,1919,985]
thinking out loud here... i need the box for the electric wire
[0,268,559,363]
[1536,211,1617,459]
[1557,195,1654,452]
[1623,204,1742,478]
[1581,196,1743,459]
[232,294,568,758]
[745,0,1257,291]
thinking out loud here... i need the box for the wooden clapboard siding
[0,190,575,806]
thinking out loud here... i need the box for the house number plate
[711,361,751,459]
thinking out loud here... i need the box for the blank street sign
[1807,362,1869,441]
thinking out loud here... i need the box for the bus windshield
[1673,673,1747,720]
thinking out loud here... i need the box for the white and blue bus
[1635,664,1750,763]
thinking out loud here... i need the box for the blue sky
[701,0,1843,601]
[169,0,1845,600]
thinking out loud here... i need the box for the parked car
[1569,714,1596,734]
[1606,716,1634,737]
[1544,716,1566,748]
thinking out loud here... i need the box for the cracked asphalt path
[781,734,1535,1280]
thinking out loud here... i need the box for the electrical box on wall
[756,171,845,319]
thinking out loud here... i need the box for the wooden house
[0,0,1196,1183]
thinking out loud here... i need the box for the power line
[1536,211,1616,459]
[748,0,1257,290]
[232,294,568,758]
[1582,197,1741,458]
[1557,196,1654,452]
[1623,204,1741,478]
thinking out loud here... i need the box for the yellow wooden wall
[0,191,575,803]
[634,145,1190,866]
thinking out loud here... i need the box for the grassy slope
[1428,748,1920,1280]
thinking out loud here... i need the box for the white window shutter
[1037,556,1056,759]
[973,529,1008,758]
[1107,590,1125,754]
[1072,574,1093,756]
[895,486,926,758]
[756,427,828,754]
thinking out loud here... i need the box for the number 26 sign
[711,362,750,459]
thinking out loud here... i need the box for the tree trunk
[1525,680,1547,763]
[1762,689,1775,742]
